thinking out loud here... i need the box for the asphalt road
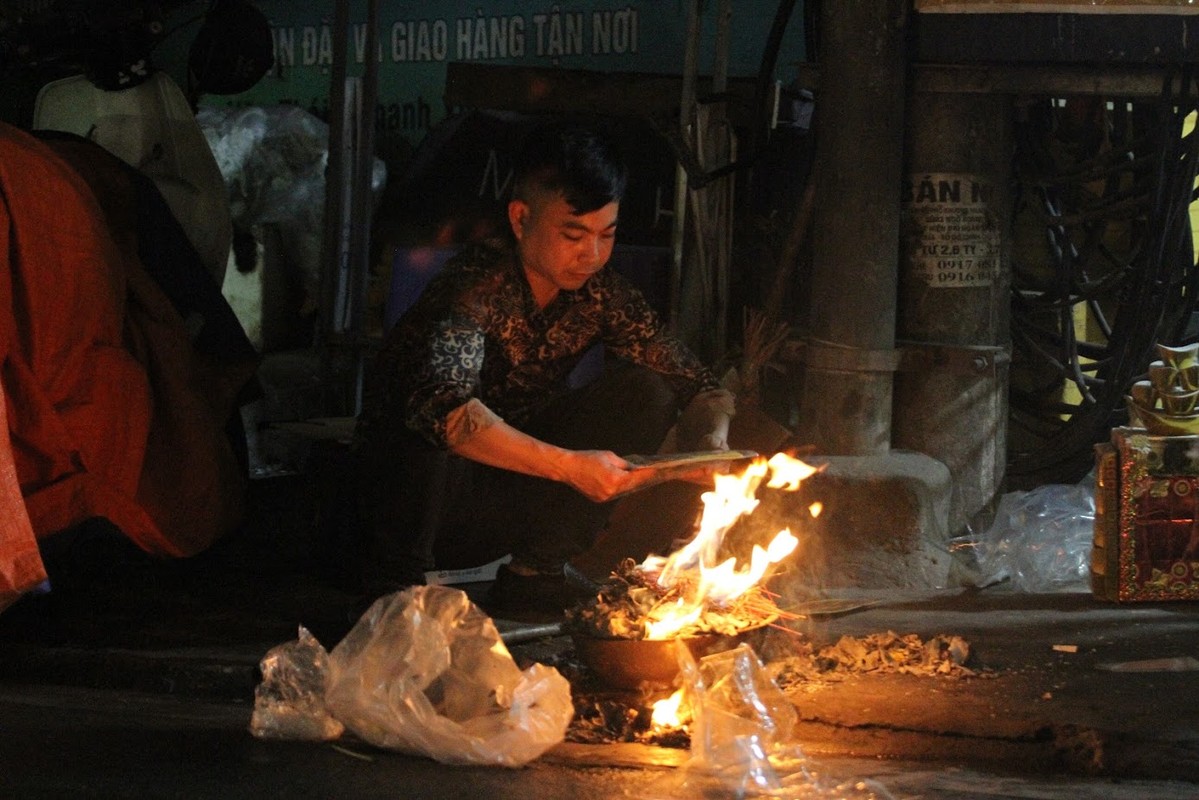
[7,586,1199,799]
[3,680,1199,800]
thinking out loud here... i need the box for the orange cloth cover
[0,123,252,607]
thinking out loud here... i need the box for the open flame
[636,452,820,640]
[650,688,687,730]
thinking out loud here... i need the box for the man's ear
[508,199,529,240]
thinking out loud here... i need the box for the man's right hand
[449,414,657,502]
[560,449,658,502]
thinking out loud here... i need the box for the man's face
[509,191,619,306]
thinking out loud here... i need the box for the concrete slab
[743,451,955,595]
[771,589,1199,781]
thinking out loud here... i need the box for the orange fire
[650,688,688,730]
[637,452,821,641]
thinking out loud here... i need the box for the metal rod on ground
[499,623,566,645]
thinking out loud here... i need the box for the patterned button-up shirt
[358,239,719,448]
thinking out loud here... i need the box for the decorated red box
[1093,427,1199,602]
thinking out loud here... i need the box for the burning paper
[568,453,822,641]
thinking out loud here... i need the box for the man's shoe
[563,561,605,596]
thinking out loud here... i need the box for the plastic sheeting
[0,121,254,611]
[198,105,387,309]
[954,482,1095,592]
[0,378,45,611]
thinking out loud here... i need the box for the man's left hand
[678,389,736,452]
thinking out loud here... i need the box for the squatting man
[354,120,734,612]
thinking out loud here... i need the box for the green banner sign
[190,1,805,150]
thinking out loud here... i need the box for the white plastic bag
[324,585,573,767]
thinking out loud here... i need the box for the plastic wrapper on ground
[249,625,344,741]
[324,585,573,767]
[954,482,1095,592]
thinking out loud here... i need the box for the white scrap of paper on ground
[424,554,512,586]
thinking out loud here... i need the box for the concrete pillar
[794,0,910,455]
[892,91,1013,535]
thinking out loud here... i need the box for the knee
[620,365,678,416]
[616,365,679,434]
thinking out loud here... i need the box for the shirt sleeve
[403,312,489,446]
[598,271,721,404]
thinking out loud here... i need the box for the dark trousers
[357,363,679,592]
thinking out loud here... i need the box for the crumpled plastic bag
[646,643,893,799]
[249,625,344,741]
[323,585,573,767]
[944,482,1098,594]
[958,482,1095,592]
[682,643,799,794]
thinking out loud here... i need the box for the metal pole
[892,91,1013,535]
[794,0,909,455]
[670,0,701,329]
[712,0,733,358]
[318,0,351,414]
[349,0,380,415]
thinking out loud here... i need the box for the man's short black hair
[511,120,628,214]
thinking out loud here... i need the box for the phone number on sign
[922,259,997,286]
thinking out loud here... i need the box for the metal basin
[571,632,740,690]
